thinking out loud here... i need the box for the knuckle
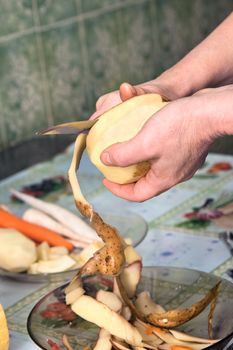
[96,95,106,109]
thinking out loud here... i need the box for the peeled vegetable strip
[67,239,88,248]
[11,189,97,241]
[169,330,218,345]
[152,328,210,350]
[23,208,92,244]
[0,208,73,251]
[71,294,143,346]
[68,133,125,276]
[147,282,221,328]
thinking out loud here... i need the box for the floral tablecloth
[0,145,233,349]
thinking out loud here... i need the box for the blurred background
[0,0,232,178]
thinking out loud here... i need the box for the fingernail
[101,151,112,165]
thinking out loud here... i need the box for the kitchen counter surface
[0,143,233,349]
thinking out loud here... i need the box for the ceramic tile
[155,0,233,71]
[0,99,7,149]
[85,10,125,100]
[81,0,120,13]
[0,0,34,36]
[0,0,232,152]
[117,1,158,84]
[0,34,47,147]
[36,0,77,26]
[42,23,90,124]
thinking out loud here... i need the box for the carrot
[0,208,73,251]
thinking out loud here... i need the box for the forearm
[154,12,233,98]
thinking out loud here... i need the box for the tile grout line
[0,99,8,148]
[32,0,54,126]
[75,0,93,110]
[116,4,128,81]
[0,0,150,46]
[148,0,160,76]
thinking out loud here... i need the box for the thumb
[119,82,146,102]
[100,131,151,167]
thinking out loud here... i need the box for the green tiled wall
[0,0,232,150]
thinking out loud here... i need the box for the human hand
[90,80,178,120]
[100,87,233,201]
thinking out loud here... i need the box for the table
[0,144,233,349]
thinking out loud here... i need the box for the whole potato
[0,229,37,272]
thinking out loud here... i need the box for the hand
[100,87,233,201]
[90,80,178,120]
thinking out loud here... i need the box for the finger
[193,88,215,96]
[100,109,159,167]
[103,173,167,202]
[90,109,104,120]
[119,82,146,101]
[100,130,153,167]
[96,94,108,109]
[90,91,123,120]
[193,85,233,97]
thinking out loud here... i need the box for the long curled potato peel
[68,133,125,277]
[147,281,221,329]
[117,273,221,330]
[67,132,221,331]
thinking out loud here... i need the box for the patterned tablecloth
[0,144,233,349]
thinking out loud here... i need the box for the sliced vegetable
[93,329,112,350]
[66,286,85,305]
[152,328,212,350]
[0,208,73,251]
[121,306,132,321]
[124,246,142,265]
[96,290,123,313]
[49,246,69,260]
[169,330,218,345]
[71,295,143,346]
[70,241,104,267]
[28,255,76,274]
[37,241,50,261]
[120,261,142,298]
[111,340,131,350]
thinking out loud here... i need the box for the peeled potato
[86,94,167,184]
[0,229,37,272]
[0,304,9,350]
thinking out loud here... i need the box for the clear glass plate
[27,266,233,349]
[0,211,147,282]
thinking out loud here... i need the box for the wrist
[214,90,233,136]
[192,88,233,140]
[155,67,194,99]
